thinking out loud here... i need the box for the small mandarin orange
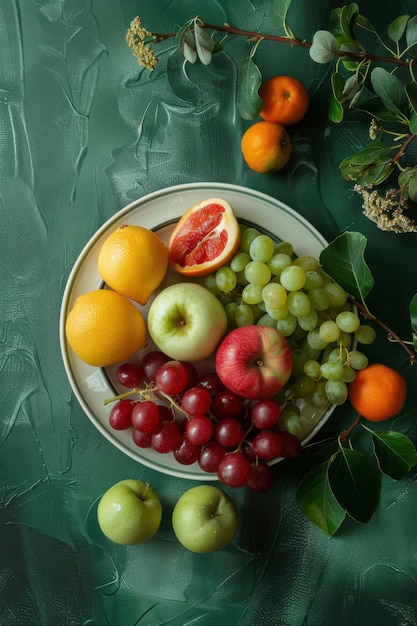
[259,75,309,126]
[241,121,291,174]
[348,363,407,422]
[65,289,147,367]
[98,224,168,306]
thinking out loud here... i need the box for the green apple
[97,479,162,545]
[172,485,238,553]
[147,282,227,362]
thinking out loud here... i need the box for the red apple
[215,325,292,400]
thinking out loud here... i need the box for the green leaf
[356,14,376,34]
[272,0,293,29]
[387,15,410,42]
[370,67,408,114]
[405,81,417,116]
[355,96,406,123]
[328,448,382,523]
[341,141,392,166]
[409,110,417,135]
[370,430,417,480]
[194,20,214,65]
[408,169,417,201]
[296,459,346,537]
[406,15,417,50]
[237,57,264,120]
[320,231,375,300]
[339,3,360,44]
[328,93,344,122]
[410,293,417,331]
[309,30,339,63]
[354,160,395,186]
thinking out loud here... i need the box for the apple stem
[142,482,150,499]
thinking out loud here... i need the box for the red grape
[280,431,302,458]
[152,421,182,453]
[215,418,245,448]
[252,431,285,460]
[181,386,212,417]
[251,399,281,429]
[174,437,201,465]
[247,462,274,493]
[141,350,170,382]
[131,400,160,433]
[182,362,200,389]
[155,361,189,395]
[109,399,134,430]
[198,372,225,397]
[185,415,214,446]
[217,452,252,487]
[198,441,226,473]
[116,362,143,388]
[132,429,152,448]
[212,390,244,419]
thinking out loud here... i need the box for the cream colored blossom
[354,184,417,233]
[126,17,158,70]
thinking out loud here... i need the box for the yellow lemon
[65,289,147,367]
[98,225,169,305]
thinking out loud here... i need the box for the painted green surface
[1,0,416,624]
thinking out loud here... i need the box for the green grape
[354,324,376,345]
[267,253,292,276]
[340,366,356,383]
[348,350,369,370]
[291,375,317,398]
[265,302,289,320]
[311,380,331,410]
[300,337,322,361]
[274,241,294,256]
[287,291,311,317]
[323,282,348,307]
[249,234,275,262]
[276,312,297,337]
[319,320,341,343]
[291,323,307,341]
[257,313,277,328]
[236,269,249,286]
[235,303,255,327]
[216,266,237,292]
[336,310,360,333]
[293,255,319,271]
[217,292,234,306]
[308,287,330,311]
[280,265,306,291]
[281,409,302,436]
[242,283,264,305]
[326,346,344,363]
[340,331,353,349]
[225,302,238,329]
[304,270,324,290]
[230,252,251,272]
[292,349,308,377]
[307,328,328,351]
[204,273,221,295]
[297,308,319,331]
[325,379,348,405]
[252,304,266,321]
[303,359,321,379]
[262,282,287,309]
[244,260,271,285]
[240,227,260,252]
[320,361,345,381]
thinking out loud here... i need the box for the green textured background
[1,1,417,624]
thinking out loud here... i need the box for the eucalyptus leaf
[356,14,376,34]
[343,74,360,100]
[194,21,213,65]
[387,14,410,42]
[409,110,417,135]
[371,67,408,114]
[296,459,346,537]
[408,169,417,202]
[331,71,345,101]
[273,0,293,30]
[339,3,360,43]
[410,293,417,331]
[405,81,417,116]
[237,57,264,120]
[406,15,417,50]
[328,447,381,523]
[309,30,339,64]
[320,231,374,301]
[370,430,417,480]
[328,93,344,122]
[355,96,406,123]
[179,26,197,63]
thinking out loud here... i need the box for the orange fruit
[241,121,291,174]
[65,289,147,367]
[348,363,407,422]
[98,225,168,305]
[259,76,309,126]
[168,198,241,276]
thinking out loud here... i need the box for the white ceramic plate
[60,182,336,480]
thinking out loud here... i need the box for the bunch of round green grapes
[204,225,376,434]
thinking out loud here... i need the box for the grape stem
[349,297,417,365]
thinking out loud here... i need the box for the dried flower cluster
[354,184,417,233]
[126,17,158,70]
